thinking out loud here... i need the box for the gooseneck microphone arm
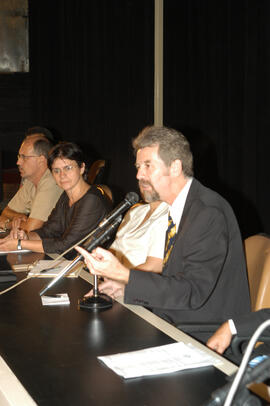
[39,191,139,297]
[39,215,123,296]
[36,191,140,271]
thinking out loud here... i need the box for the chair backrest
[87,160,106,185]
[244,234,270,311]
[96,184,113,204]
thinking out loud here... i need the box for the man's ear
[170,159,182,177]
[39,155,47,166]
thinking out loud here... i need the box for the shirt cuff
[228,319,237,335]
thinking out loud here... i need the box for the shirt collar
[169,177,193,230]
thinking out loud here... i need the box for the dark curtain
[29,0,154,202]
[27,0,270,237]
[164,0,270,237]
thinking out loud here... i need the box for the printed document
[98,342,222,379]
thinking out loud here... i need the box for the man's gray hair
[132,126,194,177]
[27,136,53,159]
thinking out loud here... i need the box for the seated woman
[110,199,168,272]
[82,185,169,298]
[0,142,111,255]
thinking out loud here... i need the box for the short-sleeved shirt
[8,169,63,221]
[110,202,169,268]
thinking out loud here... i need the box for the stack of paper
[98,342,222,379]
[28,259,82,277]
[41,293,70,306]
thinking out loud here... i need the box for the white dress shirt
[169,177,193,231]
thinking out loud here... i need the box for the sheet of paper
[28,259,82,277]
[0,249,31,256]
[98,342,222,379]
[41,293,70,306]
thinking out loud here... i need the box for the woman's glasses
[51,165,77,175]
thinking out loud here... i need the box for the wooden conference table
[0,252,238,406]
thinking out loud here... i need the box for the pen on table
[40,266,62,273]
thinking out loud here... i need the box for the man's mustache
[139,180,152,188]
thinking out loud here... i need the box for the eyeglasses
[51,165,77,175]
[17,154,40,160]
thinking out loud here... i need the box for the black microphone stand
[79,215,123,310]
[79,273,113,310]
[39,191,139,309]
[39,216,122,311]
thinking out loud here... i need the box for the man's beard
[139,181,160,203]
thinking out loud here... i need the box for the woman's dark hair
[48,142,85,173]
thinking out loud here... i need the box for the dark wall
[164,0,270,237]
[29,0,154,202]
[0,0,269,237]
[0,73,32,200]
[0,74,32,167]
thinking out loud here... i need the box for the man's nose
[136,166,144,180]
[17,156,22,165]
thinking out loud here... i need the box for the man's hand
[206,321,233,354]
[9,227,28,240]
[0,216,10,230]
[11,215,28,232]
[85,278,125,300]
[0,237,18,252]
[75,246,130,284]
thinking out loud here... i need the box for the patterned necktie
[163,214,176,266]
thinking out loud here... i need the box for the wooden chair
[87,159,106,185]
[180,235,270,345]
[244,234,270,311]
[95,184,113,204]
[231,234,270,359]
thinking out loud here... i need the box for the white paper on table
[28,259,82,277]
[41,293,70,306]
[98,342,222,379]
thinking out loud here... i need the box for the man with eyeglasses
[0,130,63,233]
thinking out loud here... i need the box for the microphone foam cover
[125,192,139,205]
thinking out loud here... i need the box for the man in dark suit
[76,126,250,342]
[207,308,270,357]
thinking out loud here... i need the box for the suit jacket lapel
[177,178,200,237]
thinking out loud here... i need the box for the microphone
[98,192,139,228]
[39,215,122,297]
[76,191,139,250]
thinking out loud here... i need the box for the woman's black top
[35,185,111,254]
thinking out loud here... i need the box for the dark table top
[0,273,228,406]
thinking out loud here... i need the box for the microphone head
[125,192,139,206]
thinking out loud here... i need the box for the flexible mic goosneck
[39,192,139,297]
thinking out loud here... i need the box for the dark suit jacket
[234,308,270,336]
[124,178,251,342]
[231,309,270,360]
